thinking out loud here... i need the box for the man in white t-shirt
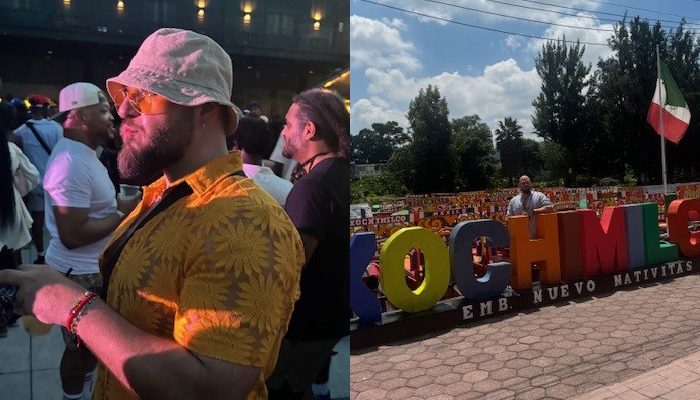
[230,117,293,205]
[43,82,139,400]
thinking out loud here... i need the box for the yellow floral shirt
[93,152,305,400]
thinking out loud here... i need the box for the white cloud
[525,14,615,67]
[350,15,422,71]
[504,35,524,50]
[381,17,407,30]
[350,11,617,140]
[352,59,542,138]
[351,98,409,134]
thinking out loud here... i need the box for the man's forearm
[0,266,256,399]
[76,299,214,399]
[67,213,122,248]
[534,205,554,213]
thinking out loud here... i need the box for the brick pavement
[574,350,700,400]
[350,274,700,399]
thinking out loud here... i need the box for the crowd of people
[0,28,349,400]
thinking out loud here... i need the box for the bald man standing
[506,175,553,239]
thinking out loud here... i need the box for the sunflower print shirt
[93,152,305,400]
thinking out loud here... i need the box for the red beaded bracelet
[66,291,99,335]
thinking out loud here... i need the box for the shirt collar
[142,151,244,202]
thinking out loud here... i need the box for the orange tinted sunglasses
[112,87,168,115]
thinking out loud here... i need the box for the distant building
[0,0,348,116]
[351,162,387,180]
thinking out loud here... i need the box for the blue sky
[350,0,700,138]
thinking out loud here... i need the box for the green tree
[521,138,543,181]
[351,121,410,163]
[387,145,416,192]
[407,85,458,194]
[538,140,567,185]
[495,117,524,187]
[451,115,499,190]
[665,21,700,182]
[594,17,663,183]
[594,17,700,184]
[351,173,408,203]
[532,37,592,175]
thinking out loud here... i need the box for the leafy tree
[451,115,499,190]
[351,173,408,203]
[594,17,663,183]
[665,21,700,182]
[538,140,568,185]
[495,117,524,187]
[521,138,543,181]
[532,37,592,174]
[594,17,700,184]
[387,145,416,191]
[351,121,410,164]
[407,85,458,194]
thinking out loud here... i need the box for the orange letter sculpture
[580,207,629,277]
[507,213,560,289]
[667,199,700,257]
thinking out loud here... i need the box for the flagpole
[656,45,668,195]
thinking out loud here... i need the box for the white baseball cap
[58,82,105,113]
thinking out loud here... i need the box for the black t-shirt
[284,157,350,340]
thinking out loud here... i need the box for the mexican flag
[647,61,691,144]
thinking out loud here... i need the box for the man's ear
[303,120,316,140]
[74,108,88,125]
[199,103,220,127]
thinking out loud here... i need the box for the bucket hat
[106,28,239,133]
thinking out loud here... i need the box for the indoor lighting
[198,8,205,22]
[197,0,206,8]
[243,13,251,24]
[313,21,321,31]
[117,1,124,13]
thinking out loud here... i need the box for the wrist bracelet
[67,291,98,335]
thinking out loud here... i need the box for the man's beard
[117,119,193,186]
[282,135,298,160]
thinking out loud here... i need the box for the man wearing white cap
[0,28,305,400]
[42,82,140,400]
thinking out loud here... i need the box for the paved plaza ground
[351,273,700,399]
[0,235,350,400]
[0,324,349,400]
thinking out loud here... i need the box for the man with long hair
[267,89,350,400]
